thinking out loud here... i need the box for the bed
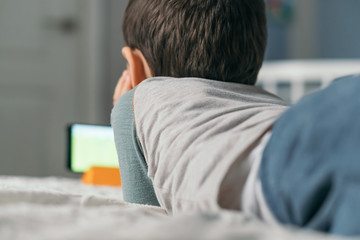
[2,61,358,239]
[0,176,349,240]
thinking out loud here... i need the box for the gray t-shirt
[132,77,287,214]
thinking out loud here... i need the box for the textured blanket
[0,176,348,240]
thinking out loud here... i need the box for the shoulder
[134,77,287,107]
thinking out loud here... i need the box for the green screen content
[71,124,119,172]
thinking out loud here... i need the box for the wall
[266,0,360,60]
[315,0,360,58]
[103,0,128,122]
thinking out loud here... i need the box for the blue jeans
[260,74,360,236]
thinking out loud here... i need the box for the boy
[112,0,360,236]
[111,0,287,216]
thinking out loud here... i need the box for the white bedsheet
[0,176,348,240]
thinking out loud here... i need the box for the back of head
[123,0,267,85]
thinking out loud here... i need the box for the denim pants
[260,74,360,236]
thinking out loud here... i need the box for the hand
[113,70,132,105]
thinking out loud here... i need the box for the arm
[111,89,160,206]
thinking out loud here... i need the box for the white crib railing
[258,60,360,104]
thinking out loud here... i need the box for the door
[0,0,102,177]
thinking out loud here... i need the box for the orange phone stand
[82,166,121,187]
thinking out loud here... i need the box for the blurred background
[0,0,359,177]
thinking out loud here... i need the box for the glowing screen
[70,124,119,172]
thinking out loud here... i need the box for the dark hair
[123,0,267,85]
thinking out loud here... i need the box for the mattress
[0,176,347,240]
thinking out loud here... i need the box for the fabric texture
[133,77,288,214]
[241,132,278,224]
[260,74,360,236]
[111,89,160,206]
[0,177,346,240]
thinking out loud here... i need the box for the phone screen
[68,124,119,173]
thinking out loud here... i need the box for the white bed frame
[258,60,360,104]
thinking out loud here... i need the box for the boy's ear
[122,47,152,88]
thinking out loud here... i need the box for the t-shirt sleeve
[111,88,160,206]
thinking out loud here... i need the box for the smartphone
[67,123,119,173]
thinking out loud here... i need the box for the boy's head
[122,0,267,85]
